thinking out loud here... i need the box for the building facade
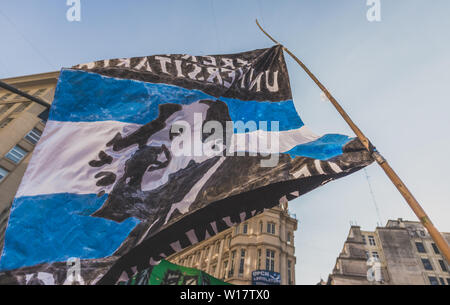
[167,204,298,285]
[328,218,450,285]
[0,72,59,252]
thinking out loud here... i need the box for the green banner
[120,260,231,285]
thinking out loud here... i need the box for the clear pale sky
[1,0,449,285]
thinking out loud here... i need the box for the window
[257,249,262,270]
[428,276,439,285]
[287,232,292,244]
[235,225,239,235]
[0,118,13,129]
[25,128,42,145]
[368,235,376,246]
[0,103,13,114]
[13,102,30,113]
[432,243,440,254]
[421,258,433,271]
[229,251,236,277]
[439,278,446,285]
[287,260,292,285]
[267,222,276,235]
[415,242,426,253]
[13,90,30,100]
[0,93,12,101]
[0,167,9,182]
[266,250,275,272]
[227,237,231,248]
[238,249,245,276]
[362,235,366,245]
[34,88,47,96]
[243,223,248,234]
[259,221,263,233]
[372,252,380,260]
[5,145,27,164]
[365,251,370,259]
[439,260,448,272]
[447,278,450,285]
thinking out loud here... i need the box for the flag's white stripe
[17,120,319,198]
[229,126,319,154]
[16,120,142,198]
[314,160,326,175]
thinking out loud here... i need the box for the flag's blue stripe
[50,69,304,132]
[0,193,140,272]
[287,134,353,160]
[220,97,303,132]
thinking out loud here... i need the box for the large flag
[0,46,373,285]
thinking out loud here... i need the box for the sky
[0,0,449,285]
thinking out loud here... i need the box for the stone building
[167,204,298,285]
[328,218,450,285]
[0,71,59,252]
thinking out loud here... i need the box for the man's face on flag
[88,100,231,225]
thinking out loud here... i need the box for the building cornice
[0,71,60,88]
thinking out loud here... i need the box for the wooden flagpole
[255,20,450,263]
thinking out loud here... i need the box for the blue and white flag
[0,46,373,285]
